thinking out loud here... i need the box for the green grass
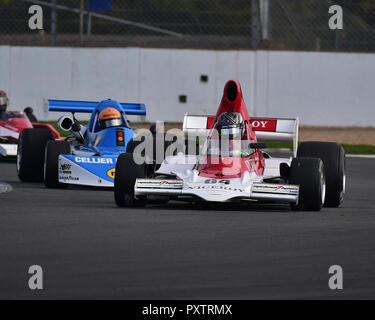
[41,121,375,154]
[263,141,375,154]
[341,144,375,154]
[43,121,88,137]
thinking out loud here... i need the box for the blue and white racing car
[17,99,148,188]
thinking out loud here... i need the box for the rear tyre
[44,141,71,189]
[297,142,345,207]
[17,128,54,182]
[114,153,147,207]
[289,157,326,211]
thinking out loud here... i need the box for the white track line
[346,154,375,159]
[0,182,13,194]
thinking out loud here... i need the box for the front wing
[58,155,117,187]
[135,179,299,203]
[0,143,17,157]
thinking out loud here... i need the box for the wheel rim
[321,170,326,205]
[17,144,21,173]
[342,173,346,194]
[44,155,47,182]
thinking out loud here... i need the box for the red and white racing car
[0,91,60,158]
[114,80,345,211]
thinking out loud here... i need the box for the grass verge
[260,142,375,154]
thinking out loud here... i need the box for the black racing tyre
[17,128,54,182]
[44,141,71,189]
[114,153,147,207]
[297,141,345,207]
[289,157,326,211]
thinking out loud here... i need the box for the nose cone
[215,80,250,123]
[223,80,243,103]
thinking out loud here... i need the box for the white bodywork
[56,143,116,187]
[0,143,17,157]
[134,113,300,203]
[0,125,19,157]
[0,125,20,140]
[58,155,114,187]
[135,153,299,203]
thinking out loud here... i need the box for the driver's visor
[220,127,241,136]
[100,118,122,129]
[0,97,8,106]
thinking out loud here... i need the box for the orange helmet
[99,108,122,129]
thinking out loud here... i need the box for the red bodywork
[32,123,60,139]
[196,80,265,178]
[0,111,61,140]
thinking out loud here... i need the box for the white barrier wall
[1,45,374,126]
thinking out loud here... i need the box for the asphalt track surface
[0,157,374,299]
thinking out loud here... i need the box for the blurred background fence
[1,0,375,51]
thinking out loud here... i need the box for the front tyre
[17,128,54,182]
[289,157,326,211]
[297,142,345,207]
[114,153,147,207]
[44,141,71,189]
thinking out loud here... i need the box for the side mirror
[71,122,81,132]
[58,116,74,132]
[249,143,266,149]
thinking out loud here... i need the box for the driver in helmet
[99,108,123,129]
[215,112,249,157]
[0,90,9,115]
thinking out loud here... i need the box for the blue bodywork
[48,99,146,186]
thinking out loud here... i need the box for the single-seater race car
[17,99,148,188]
[114,80,345,211]
[0,90,60,158]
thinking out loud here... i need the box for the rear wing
[47,99,146,116]
[183,114,299,157]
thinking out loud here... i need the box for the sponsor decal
[59,176,79,181]
[60,163,72,174]
[188,185,245,193]
[75,157,114,164]
[107,168,115,179]
[136,179,183,189]
[94,137,101,147]
[60,164,71,171]
[252,184,298,195]
[251,119,277,132]
[204,179,230,185]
